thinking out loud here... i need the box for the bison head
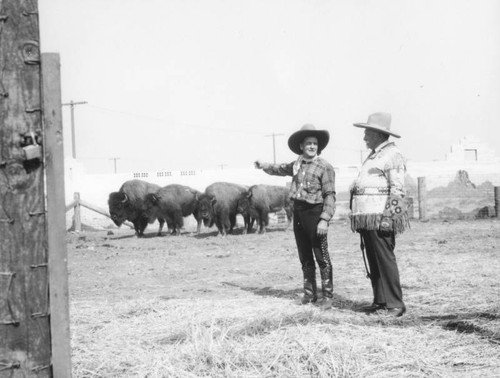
[144,193,161,223]
[197,193,216,227]
[236,191,251,215]
[237,191,259,219]
[108,191,129,226]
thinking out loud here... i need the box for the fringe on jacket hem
[349,213,410,235]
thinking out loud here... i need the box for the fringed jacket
[349,140,410,234]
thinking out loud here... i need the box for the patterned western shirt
[262,156,336,222]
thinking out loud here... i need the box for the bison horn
[121,193,129,203]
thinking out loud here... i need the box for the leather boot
[317,268,333,310]
[300,269,317,304]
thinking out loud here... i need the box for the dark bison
[108,179,165,237]
[144,184,202,235]
[238,184,292,234]
[197,182,251,236]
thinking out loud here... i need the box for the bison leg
[214,217,224,237]
[228,213,236,234]
[133,222,141,237]
[249,217,256,233]
[196,218,202,234]
[136,216,149,237]
[173,210,184,236]
[259,210,269,234]
[157,218,165,236]
[217,219,230,237]
[242,214,252,235]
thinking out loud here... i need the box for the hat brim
[353,123,401,138]
[288,130,330,155]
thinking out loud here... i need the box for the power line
[217,163,228,170]
[265,133,284,164]
[109,157,120,174]
[62,100,87,158]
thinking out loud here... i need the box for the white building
[446,136,500,163]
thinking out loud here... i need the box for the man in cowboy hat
[350,112,410,317]
[255,124,336,310]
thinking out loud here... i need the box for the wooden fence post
[42,53,72,377]
[495,186,500,218]
[73,192,82,232]
[418,177,427,221]
[406,197,415,219]
[0,0,53,376]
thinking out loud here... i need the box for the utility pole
[62,100,87,159]
[265,132,284,164]
[109,157,120,173]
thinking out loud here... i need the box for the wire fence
[406,170,499,220]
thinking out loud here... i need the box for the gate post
[495,186,500,218]
[417,177,427,221]
[43,53,72,377]
[73,192,82,232]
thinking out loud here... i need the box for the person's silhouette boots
[300,270,317,304]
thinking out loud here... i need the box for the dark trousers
[360,229,404,308]
[293,201,332,298]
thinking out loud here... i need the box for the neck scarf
[293,155,318,176]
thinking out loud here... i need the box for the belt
[352,187,389,195]
[292,199,322,211]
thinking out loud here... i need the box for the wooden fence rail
[66,192,133,232]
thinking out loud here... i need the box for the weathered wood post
[495,186,500,218]
[0,0,53,376]
[417,177,427,221]
[42,53,72,377]
[73,192,82,232]
[406,197,415,219]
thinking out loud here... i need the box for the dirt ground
[66,217,500,311]
[65,217,500,377]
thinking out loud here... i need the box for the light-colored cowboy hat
[353,112,400,138]
[288,124,330,155]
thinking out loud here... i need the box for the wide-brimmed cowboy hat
[353,112,400,138]
[288,124,330,155]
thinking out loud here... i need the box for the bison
[238,184,292,234]
[197,182,251,236]
[144,184,202,235]
[108,179,165,237]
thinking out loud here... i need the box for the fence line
[67,192,133,232]
[66,179,499,233]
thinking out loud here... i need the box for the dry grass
[67,219,500,377]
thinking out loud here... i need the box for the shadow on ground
[222,282,367,311]
[420,312,500,344]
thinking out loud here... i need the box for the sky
[38,0,500,174]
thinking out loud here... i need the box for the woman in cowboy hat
[350,112,410,317]
[255,124,336,310]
